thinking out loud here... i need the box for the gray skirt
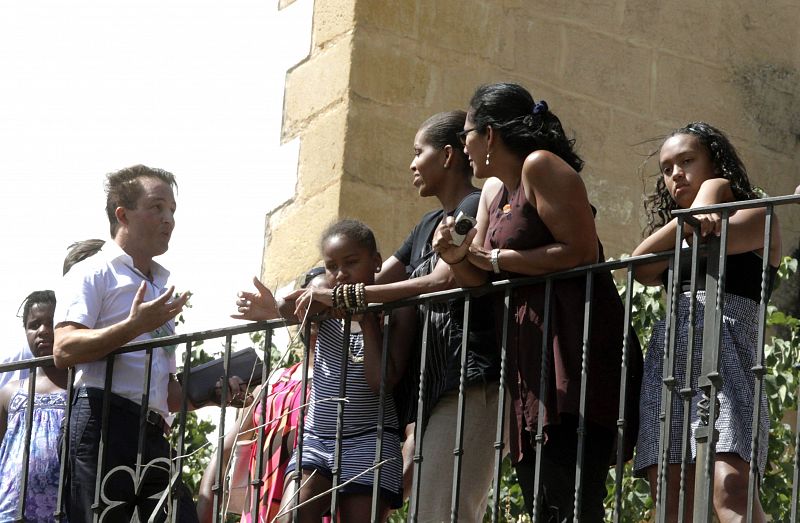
[634,291,769,477]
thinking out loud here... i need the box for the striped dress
[287,318,403,508]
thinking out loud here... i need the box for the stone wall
[263,0,800,287]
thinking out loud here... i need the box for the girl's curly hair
[642,121,759,235]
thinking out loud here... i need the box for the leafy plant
[760,256,799,521]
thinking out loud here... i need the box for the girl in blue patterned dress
[0,290,69,522]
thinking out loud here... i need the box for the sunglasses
[457,128,477,146]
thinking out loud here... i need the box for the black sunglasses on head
[301,266,326,288]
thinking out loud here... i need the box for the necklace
[348,341,364,364]
[341,320,364,364]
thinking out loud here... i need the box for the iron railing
[0,193,797,522]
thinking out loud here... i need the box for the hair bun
[533,100,549,115]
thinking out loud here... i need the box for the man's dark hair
[63,239,106,275]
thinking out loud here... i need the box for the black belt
[75,387,168,434]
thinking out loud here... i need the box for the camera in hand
[450,211,477,247]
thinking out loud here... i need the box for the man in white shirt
[54,165,195,522]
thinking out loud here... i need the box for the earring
[375,266,381,272]
[485,152,491,166]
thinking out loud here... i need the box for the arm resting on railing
[632,179,782,286]
[365,258,455,304]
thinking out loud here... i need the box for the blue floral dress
[0,385,67,522]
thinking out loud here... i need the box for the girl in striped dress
[281,219,414,522]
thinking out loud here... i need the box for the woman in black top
[301,111,501,521]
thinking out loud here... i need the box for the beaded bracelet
[331,282,368,313]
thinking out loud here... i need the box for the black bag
[180,347,263,407]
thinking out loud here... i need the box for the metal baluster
[677,228,701,522]
[747,204,773,520]
[170,341,194,522]
[612,266,635,522]
[692,211,729,522]
[55,366,75,521]
[249,328,273,520]
[449,294,472,522]
[135,348,155,477]
[409,305,432,523]
[15,365,37,522]
[371,310,392,522]
[330,316,352,521]
[531,280,553,523]
[572,272,595,520]
[490,288,511,523]
[93,356,115,523]
[291,321,313,521]
[212,335,234,522]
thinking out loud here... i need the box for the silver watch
[490,248,501,274]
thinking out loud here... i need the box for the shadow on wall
[733,63,800,152]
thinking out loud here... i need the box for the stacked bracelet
[331,282,367,313]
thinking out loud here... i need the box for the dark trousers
[66,388,198,523]
[514,416,613,523]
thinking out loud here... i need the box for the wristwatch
[490,248,501,274]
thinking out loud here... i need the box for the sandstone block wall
[263,0,800,289]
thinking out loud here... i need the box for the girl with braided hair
[632,122,781,522]
[434,83,635,521]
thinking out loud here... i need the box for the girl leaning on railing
[631,122,782,522]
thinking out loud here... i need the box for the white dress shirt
[55,241,176,418]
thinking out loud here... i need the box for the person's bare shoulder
[0,379,20,411]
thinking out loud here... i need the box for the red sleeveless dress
[485,184,639,463]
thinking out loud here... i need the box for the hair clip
[533,100,549,115]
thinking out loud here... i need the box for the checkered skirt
[634,291,769,477]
